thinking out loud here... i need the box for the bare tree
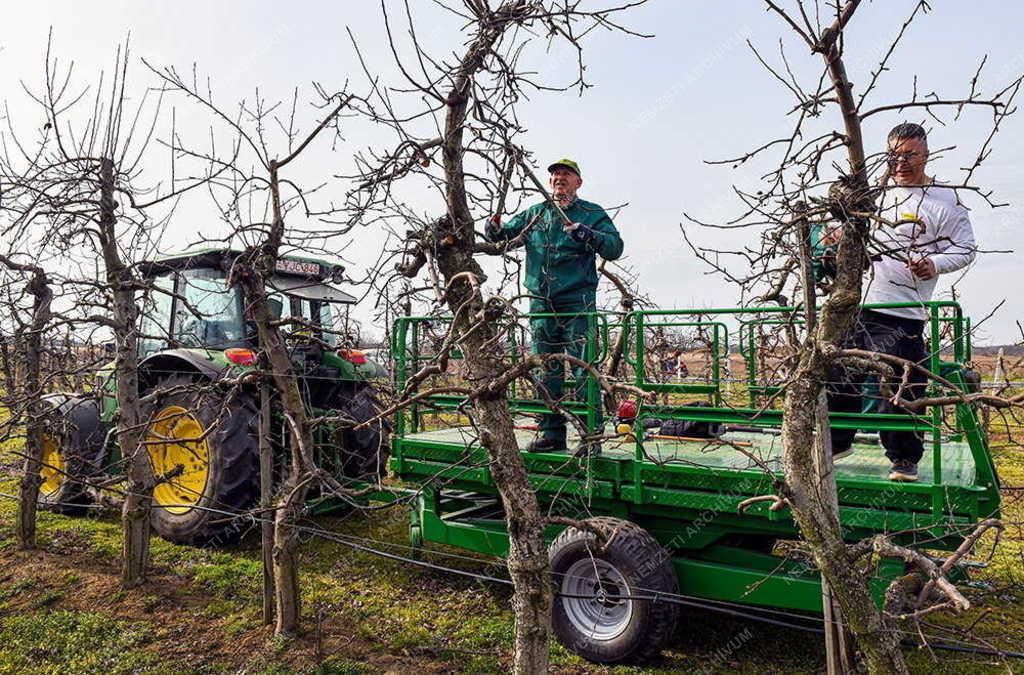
[0,36,215,586]
[145,63,379,635]
[0,255,52,549]
[345,2,651,670]
[688,2,1022,671]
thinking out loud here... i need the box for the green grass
[253,661,371,675]
[1,418,1023,673]
[0,578,38,607]
[0,610,168,675]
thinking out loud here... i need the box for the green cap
[547,158,581,177]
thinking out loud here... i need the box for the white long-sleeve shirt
[863,184,976,320]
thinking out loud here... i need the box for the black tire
[142,374,259,546]
[550,517,680,664]
[37,394,108,515]
[332,383,391,482]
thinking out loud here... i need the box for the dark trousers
[530,298,600,444]
[827,310,928,463]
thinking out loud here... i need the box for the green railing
[391,301,994,511]
[619,301,992,515]
[391,311,613,439]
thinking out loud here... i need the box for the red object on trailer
[616,399,638,421]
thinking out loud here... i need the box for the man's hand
[485,215,502,240]
[820,225,844,247]
[565,221,593,243]
[908,256,937,280]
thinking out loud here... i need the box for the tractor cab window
[173,268,244,349]
[317,301,338,347]
[139,273,175,357]
[277,296,335,346]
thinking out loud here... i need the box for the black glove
[566,222,594,244]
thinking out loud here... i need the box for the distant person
[486,159,623,452]
[820,122,976,481]
[661,348,688,381]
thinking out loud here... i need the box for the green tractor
[37,249,390,546]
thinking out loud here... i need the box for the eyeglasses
[887,151,922,166]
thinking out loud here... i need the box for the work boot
[526,437,566,453]
[888,459,919,482]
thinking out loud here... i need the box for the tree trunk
[260,383,275,625]
[16,270,52,549]
[782,228,909,673]
[796,215,854,674]
[431,16,554,671]
[237,161,318,637]
[271,487,304,635]
[96,157,150,588]
[476,395,552,673]
[781,368,907,674]
[239,262,313,637]
[433,244,553,673]
[770,11,913,670]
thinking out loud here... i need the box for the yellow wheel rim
[146,405,210,515]
[39,434,65,497]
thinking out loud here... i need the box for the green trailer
[389,301,1000,663]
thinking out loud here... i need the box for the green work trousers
[529,298,600,446]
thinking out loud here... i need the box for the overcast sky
[3,1,1023,343]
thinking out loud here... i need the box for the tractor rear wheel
[550,517,680,663]
[332,383,390,482]
[143,374,259,546]
[37,395,108,514]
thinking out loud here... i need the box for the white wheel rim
[561,557,634,641]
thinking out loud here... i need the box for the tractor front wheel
[332,383,391,482]
[143,374,259,546]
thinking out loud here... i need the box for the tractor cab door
[139,272,175,357]
[172,269,246,350]
[139,268,246,356]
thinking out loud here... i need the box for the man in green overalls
[486,159,624,452]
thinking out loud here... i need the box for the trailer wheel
[550,517,680,663]
[142,374,259,546]
[37,395,108,514]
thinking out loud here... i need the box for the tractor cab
[137,248,358,357]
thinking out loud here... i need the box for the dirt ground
[0,544,440,674]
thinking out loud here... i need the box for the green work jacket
[489,198,623,308]
[808,222,835,282]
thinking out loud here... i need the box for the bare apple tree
[0,253,53,550]
[0,36,218,585]
[144,63,390,636]
[687,2,1021,671]
[344,1,652,671]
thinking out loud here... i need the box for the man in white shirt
[822,122,976,481]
